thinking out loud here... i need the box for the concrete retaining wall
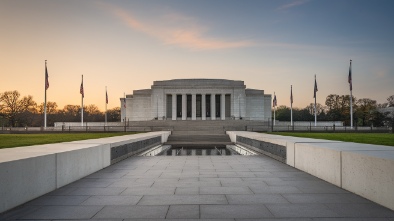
[0,131,170,213]
[226,131,394,211]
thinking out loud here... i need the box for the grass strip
[269,132,394,147]
[0,132,140,149]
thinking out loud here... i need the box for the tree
[325,94,357,125]
[0,91,37,126]
[387,95,394,107]
[85,104,104,122]
[38,101,58,114]
[355,98,377,126]
[275,105,291,121]
[107,107,121,122]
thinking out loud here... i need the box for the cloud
[104,4,254,50]
[277,0,310,11]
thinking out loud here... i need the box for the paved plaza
[1,155,394,220]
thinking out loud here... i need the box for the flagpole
[290,85,293,126]
[44,60,47,128]
[81,75,84,126]
[105,86,107,126]
[349,60,353,128]
[273,92,276,126]
[314,75,317,127]
[124,92,126,123]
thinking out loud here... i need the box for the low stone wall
[111,136,161,164]
[0,131,170,213]
[226,131,394,211]
[236,136,286,162]
[274,121,343,126]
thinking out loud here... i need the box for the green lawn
[0,132,140,149]
[270,132,394,147]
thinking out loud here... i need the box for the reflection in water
[157,147,238,156]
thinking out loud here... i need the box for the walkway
[2,155,394,220]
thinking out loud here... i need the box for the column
[192,94,196,120]
[172,94,176,120]
[182,94,186,120]
[221,93,225,120]
[202,94,206,120]
[211,94,216,120]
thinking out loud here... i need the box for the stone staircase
[124,120,270,148]
[162,120,250,147]
[165,134,232,147]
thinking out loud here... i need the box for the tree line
[0,90,120,127]
[1,90,393,127]
[274,94,394,127]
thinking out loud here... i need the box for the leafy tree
[275,105,291,121]
[387,95,394,107]
[355,98,377,126]
[107,107,121,122]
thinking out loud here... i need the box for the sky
[1,0,393,111]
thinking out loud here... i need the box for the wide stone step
[167,135,231,143]
[171,130,225,135]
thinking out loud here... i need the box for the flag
[80,77,84,98]
[45,64,49,90]
[348,60,352,91]
[273,94,277,107]
[314,76,318,98]
[106,90,108,104]
[124,98,126,108]
[290,86,293,104]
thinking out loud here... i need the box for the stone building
[120,79,271,121]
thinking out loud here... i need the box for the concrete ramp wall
[0,131,170,213]
[227,131,394,211]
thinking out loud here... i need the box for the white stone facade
[121,79,272,121]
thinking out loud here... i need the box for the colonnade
[171,93,228,120]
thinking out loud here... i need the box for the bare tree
[0,91,37,126]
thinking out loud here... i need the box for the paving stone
[68,179,115,188]
[295,184,349,194]
[201,205,273,219]
[81,195,142,205]
[249,185,302,194]
[266,204,338,218]
[47,186,78,195]
[3,155,394,220]
[138,195,228,205]
[93,205,169,219]
[219,171,256,178]
[121,186,176,195]
[200,186,254,194]
[253,172,277,177]
[282,193,371,204]
[236,219,312,221]
[226,194,289,204]
[68,187,127,195]
[108,179,154,187]
[152,180,221,187]
[175,187,200,195]
[0,205,41,220]
[125,219,234,221]
[324,203,394,217]
[242,177,283,183]
[21,206,104,219]
[166,205,200,219]
[56,219,122,221]
[27,195,90,205]
[312,218,390,221]
[86,171,128,179]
